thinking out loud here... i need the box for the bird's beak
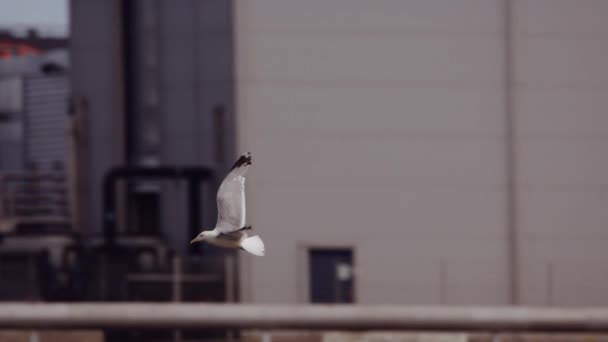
[191,236,201,244]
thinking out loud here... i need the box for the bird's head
[190,231,214,244]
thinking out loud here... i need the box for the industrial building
[1,0,607,311]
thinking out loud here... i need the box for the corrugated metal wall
[236,0,608,306]
[23,75,69,170]
[235,0,509,304]
[0,77,24,170]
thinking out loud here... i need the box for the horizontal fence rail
[1,304,608,331]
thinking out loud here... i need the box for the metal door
[309,248,354,303]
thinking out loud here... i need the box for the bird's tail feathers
[241,235,265,256]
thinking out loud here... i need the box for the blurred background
[1,0,608,340]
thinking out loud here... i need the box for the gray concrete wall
[235,0,608,305]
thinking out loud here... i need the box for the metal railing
[0,304,608,331]
[0,171,70,233]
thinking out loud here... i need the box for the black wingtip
[230,152,252,171]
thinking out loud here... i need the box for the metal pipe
[102,165,213,246]
[1,304,608,331]
[503,0,520,305]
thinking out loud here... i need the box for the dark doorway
[309,248,354,303]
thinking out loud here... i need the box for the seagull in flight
[190,152,265,256]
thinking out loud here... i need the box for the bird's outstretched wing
[216,152,251,233]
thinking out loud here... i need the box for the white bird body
[191,153,265,256]
[202,228,244,249]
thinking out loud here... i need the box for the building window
[308,248,354,303]
[127,190,161,235]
